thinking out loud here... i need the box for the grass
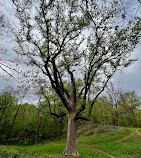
[77,128,131,145]
[94,136,141,158]
[0,127,141,158]
[0,144,109,158]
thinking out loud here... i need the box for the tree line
[0,86,141,145]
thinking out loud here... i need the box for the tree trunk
[0,106,6,123]
[131,110,137,127]
[63,112,80,156]
[35,109,40,144]
[6,104,21,144]
[116,112,120,127]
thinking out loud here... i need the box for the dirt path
[117,129,141,142]
[80,143,117,158]
[49,129,141,158]
[117,132,135,142]
[79,129,141,158]
[136,129,141,137]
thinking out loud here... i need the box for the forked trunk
[63,112,80,156]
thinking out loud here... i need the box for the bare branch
[67,68,76,104]
[88,73,115,119]
[76,87,85,99]
[76,116,89,121]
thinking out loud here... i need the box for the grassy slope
[0,126,141,158]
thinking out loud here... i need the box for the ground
[0,125,141,158]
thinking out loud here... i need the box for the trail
[49,129,141,158]
[80,143,117,158]
[117,129,141,142]
[136,129,141,136]
[117,132,135,142]
[79,129,141,158]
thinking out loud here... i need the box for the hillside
[0,125,141,158]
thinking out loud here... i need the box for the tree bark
[0,106,6,123]
[6,104,21,144]
[126,112,132,127]
[35,109,40,144]
[63,112,80,156]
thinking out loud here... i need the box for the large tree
[10,0,141,156]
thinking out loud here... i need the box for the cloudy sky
[114,43,141,95]
[0,0,141,104]
[113,0,141,97]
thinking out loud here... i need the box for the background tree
[106,82,122,126]
[90,90,141,127]
[119,91,141,127]
[0,87,18,144]
[9,0,141,156]
[0,88,17,123]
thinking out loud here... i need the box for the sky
[114,43,141,96]
[0,0,141,104]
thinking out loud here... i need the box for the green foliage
[0,86,141,147]
[90,91,141,127]
[0,89,67,145]
[0,147,20,158]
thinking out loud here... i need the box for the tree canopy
[2,0,141,156]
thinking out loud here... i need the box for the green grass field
[0,126,141,158]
